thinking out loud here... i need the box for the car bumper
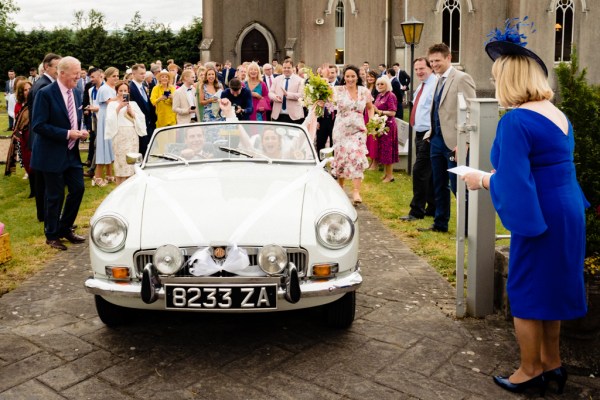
[84,266,362,311]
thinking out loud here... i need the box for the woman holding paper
[462,21,588,396]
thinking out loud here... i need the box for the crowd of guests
[5,56,414,204]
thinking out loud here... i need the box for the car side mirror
[319,147,333,161]
[126,152,143,165]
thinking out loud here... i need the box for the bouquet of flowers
[303,69,334,118]
[366,114,389,137]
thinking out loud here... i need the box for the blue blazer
[129,81,157,136]
[30,82,83,173]
[219,68,237,86]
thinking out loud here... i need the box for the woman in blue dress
[463,26,588,396]
[198,66,223,122]
[94,67,118,187]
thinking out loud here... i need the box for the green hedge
[556,50,600,257]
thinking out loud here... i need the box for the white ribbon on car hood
[187,244,264,277]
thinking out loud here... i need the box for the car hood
[139,163,314,248]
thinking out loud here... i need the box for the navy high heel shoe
[493,373,547,396]
[543,366,568,394]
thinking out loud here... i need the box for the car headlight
[258,245,287,274]
[91,215,127,253]
[316,211,355,249]
[154,244,184,275]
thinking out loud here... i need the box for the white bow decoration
[188,244,263,277]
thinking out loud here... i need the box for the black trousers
[139,134,150,157]
[408,130,436,218]
[43,166,84,240]
[34,170,46,222]
[86,129,96,164]
[316,114,335,154]
[273,114,304,125]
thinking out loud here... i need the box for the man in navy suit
[129,63,156,155]
[31,56,89,251]
[220,60,236,88]
[262,63,279,121]
[28,53,62,222]
[387,68,409,118]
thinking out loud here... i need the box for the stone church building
[200,0,600,93]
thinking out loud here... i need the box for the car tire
[95,295,131,327]
[325,291,356,329]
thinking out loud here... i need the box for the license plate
[165,284,277,310]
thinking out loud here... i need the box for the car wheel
[325,291,356,329]
[94,295,131,327]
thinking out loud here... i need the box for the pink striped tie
[67,89,77,149]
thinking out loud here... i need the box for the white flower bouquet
[366,114,389,137]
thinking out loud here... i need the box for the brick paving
[0,206,598,399]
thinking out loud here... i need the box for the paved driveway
[0,208,598,399]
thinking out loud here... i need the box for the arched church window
[335,0,345,65]
[442,0,461,63]
[555,0,574,62]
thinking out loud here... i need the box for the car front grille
[134,246,308,278]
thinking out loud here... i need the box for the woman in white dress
[94,67,119,187]
[105,81,147,185]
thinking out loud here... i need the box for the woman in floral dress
[331,65,374,205]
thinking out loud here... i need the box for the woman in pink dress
[364,70,380,170]
[331,65,375,205]
[373,76,399,182]
[245,62,269,121]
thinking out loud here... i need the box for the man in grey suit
[419,43,476,233]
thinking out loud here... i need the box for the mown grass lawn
[0,147,112,295]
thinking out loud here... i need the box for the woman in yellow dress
[150,70,177,151]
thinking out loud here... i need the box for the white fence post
[466,98,499,317]
[455,94,468,318]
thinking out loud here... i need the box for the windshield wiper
[218,146,255,158]
[149,153,189,166]
[218,146,273,164]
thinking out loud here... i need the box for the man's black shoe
[417,225,448,233]
[46,239,67,251]
[62,231,86,244]
[399,215,422,221]
[83,170,94,178]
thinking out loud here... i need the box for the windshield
[146,123,316,165]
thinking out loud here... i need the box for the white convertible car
[84,121,362,328]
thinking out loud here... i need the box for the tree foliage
[0,9,202,81]
[556,49,600,257]
[0,0,19,33]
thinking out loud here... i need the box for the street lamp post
[401,18,424,176]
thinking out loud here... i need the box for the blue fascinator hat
[485,17,548,76]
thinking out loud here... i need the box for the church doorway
[240,29,269,65]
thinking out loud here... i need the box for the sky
[9,0,203,32]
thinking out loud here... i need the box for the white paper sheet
[447,165,487,177]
